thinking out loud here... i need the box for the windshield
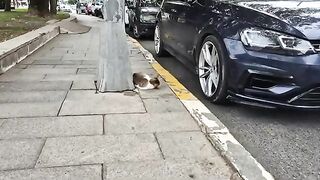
[140,0,161,7]
[229,0,320,9]
[228,0,319,1]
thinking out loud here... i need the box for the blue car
[154,0,320,109]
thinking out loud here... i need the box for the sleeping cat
[133,72,160,89]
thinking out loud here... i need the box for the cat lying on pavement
[133,72,160,90]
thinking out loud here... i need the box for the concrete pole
[97,0,134,92]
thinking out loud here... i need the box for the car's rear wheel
[133,24,141,39]
[198,35,228,103]
[154,24,167,57]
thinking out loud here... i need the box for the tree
[68,0,77,5]
[49,0,57,14]
[4,0,11,11]
[28,0,49,17]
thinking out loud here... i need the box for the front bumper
[224,38,320,109]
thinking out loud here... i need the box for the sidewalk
[0,15,237,179]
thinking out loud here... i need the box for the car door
[174,0,207,62]
[159,0,177,48]
[162,0,188,54]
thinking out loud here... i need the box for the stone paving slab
[54,65,97,69]
[26,65,56,69]
[19,68,77,74]
[81,59,98,63]
[36,134,162,168]
[71,80,95,90]
[156,131,222,160]
[131,68,158,77]
[0,116,103,139]
[105,113,199,134]
[131,64,154,72]
[0,74,45,82]
[138,80,176,99]
[0,81,72,92]
[143,98,187,113]
[59,90,146,115]
[0,119,4,127]
[0,102,61,118]
[0,91,66,103]
[0,164,102,180]
[77,68,97,75]
[61,55,87,61]
[43,74,96,81]
[0,139,44,171]
[30,56,64,61]
[104,159,234,180]
[32,60,82,65]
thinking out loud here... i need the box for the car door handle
[171,9,177,13]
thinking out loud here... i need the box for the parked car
[93,1,103,17]
[76,2,86,14]
[85,3,93,15]
[127,0,160,38]
[60,4,72,13]
[155,0,320,109]
[124,5,129,26]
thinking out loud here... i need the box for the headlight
[240,28,315,56]
[140,14,156,23]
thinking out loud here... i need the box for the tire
[154,23,168,57]
[128,22,133,31]
[197,35,228,103]
[133,24,141,39]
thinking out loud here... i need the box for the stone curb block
[127,36,275,180]
[0,15,77,74]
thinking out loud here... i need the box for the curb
[128,36,275,180]
[0,15,77,74]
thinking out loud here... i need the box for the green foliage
[0,10,26,22]
[0,9,70,42]
[56,12,70,20]
[68,0,77,4]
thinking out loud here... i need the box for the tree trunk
[28,0,49,17]
[39,0,49,16]
[4,0,11,12]
[49,0,57,14]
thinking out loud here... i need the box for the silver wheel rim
[133,25,139,37]
[198,41,220,97]
[154,25,160,54]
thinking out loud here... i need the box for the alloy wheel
[133,25,140,38]
[154,25,160,54]
[198,41,220,97]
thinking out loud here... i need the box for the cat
[133,72,160,89]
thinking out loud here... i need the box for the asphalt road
[128,31,320,180]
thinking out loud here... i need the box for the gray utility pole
[97,0,134,92]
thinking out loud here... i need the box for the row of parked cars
[76,1,103,17]
[128,0,320,109]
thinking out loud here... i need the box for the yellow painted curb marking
[151,63,196,100]
[128,36,196,100]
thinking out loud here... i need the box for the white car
[92,2,103,16]
[60,4,72,13]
